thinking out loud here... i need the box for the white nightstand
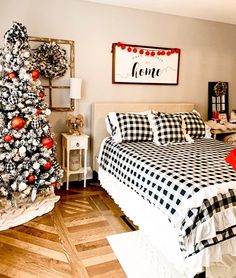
[61,133,89,190]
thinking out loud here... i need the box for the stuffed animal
[66,114,84,135]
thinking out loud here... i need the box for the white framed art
[112,43,180,85]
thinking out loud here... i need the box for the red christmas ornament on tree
[41,137,54,149]
[32,69,40,80]
[11,116,25,129]
[8,72,16,79]
[36,108,41,115]
[39,91,45,98]
[43,160,52,171]
[51,182,57,188]
[27,175,35,183]
[4,135,13,142]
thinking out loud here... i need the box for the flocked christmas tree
[0,22,63,226]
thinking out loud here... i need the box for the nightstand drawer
[70,137,88,149]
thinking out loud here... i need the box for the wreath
[33,42,68,79]
[213,81,227,97]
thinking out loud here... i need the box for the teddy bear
[66,114,84,135]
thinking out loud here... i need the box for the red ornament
[117,42,122,47]
[167,51,171,56]
[133,48,137,53]
[28,175,35,183]
[171,49,175,54]
[32,69,40,80]
[157,51,161,55]
[151,51,155,56]
[36,108,41,115]
[43,160,52,171]
[127,47,132,52]
[11,116,25,130]
[4,135,13,142]
[175,49,180,54]
[51,182,57,188]
[145,51,150,56]
[121,44,126,50]
[161,51,165,55]
[139,49,144,55]
[39,91,45,98]
[8,72,16,79]
[41,137,54,149]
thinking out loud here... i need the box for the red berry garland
[116,42,180,56]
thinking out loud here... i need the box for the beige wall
[1,0,236,166]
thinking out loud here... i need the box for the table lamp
[66,78,84,135]
[70,77,82,116]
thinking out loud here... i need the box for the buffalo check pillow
[148,113,186,145]
[106,112,153,143]
[155,110,207,139]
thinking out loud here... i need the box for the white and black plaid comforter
[98,137,236,258]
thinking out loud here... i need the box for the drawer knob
[76,142,80,147]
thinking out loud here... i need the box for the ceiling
[84,0,236,25]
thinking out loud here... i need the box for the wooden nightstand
[61,133,89,190]
[210,128,236,139]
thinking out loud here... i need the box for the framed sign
[112,43,180,85]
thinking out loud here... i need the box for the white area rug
[107,230,188,278]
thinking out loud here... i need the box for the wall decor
[208,81,229,120]
[112,42,180,85]
[29,37,75,111]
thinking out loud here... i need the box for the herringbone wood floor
[0,181,132,278]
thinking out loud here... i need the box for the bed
[92,102,236,278]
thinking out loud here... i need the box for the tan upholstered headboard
[91,102,195,172]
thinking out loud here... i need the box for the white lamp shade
[70,78,82,99]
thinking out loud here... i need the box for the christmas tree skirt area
[0,193,60,231]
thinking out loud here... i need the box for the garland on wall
[115,42,180,56]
